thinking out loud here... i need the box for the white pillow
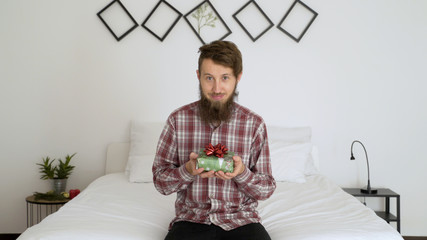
[126,121,164,180]
[270,141,312,183]
[129,121,164,156]
[267,126,311,142]
[266,125,319,177]
[305,146,320,175]
[128,155,155,183]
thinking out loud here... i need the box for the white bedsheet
[19,173,402,240]
[259,175,402,239]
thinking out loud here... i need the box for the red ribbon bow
[204,143,228,158]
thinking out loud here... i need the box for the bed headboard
[105,142,130,174]
[105,142,320,175]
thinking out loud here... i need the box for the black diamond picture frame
[277,0,318,43]
[184,0,232,45]
[141,0,182,42]
[97,0,139,41]
[233,0,274,42]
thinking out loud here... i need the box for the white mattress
[19,173,402,240]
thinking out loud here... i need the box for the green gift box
[197,149,234,173]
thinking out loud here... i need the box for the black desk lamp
[350,140,377,194]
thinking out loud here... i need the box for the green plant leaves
[37,153,76,179]
[36,156,56,180]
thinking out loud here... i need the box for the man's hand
[185,152,215,178]
[215,155,245,180]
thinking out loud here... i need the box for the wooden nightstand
[26,195,70,227]
[342,188,400,233]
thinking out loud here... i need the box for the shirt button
[210,194,214,198]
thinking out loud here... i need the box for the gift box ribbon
[204,143,228,158]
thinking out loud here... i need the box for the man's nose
[213,80,221,93]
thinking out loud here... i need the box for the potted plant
[37,153,76,194]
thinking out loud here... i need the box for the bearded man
[153,40,276,240]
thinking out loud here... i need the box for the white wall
[1,0,426,236]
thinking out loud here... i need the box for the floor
[0,235,20,240]
[1,234,426,240]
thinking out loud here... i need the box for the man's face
[197,58,242,106]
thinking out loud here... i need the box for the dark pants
[164,221,271,240]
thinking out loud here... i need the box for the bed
[18,123,403,240]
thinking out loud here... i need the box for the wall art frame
[277,0,318,43]
[184,0,232,45]
[97,0,139,41]
[233,0,274,42]
[141,0,182,42]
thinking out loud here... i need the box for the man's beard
[199,85,238,125]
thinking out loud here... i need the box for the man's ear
[196,70,200,81]
[237,72,242,83]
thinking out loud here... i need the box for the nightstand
[26,195,70,227]
[342,188,400,233]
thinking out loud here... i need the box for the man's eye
[207,76,213,81]
[223,76,229,80]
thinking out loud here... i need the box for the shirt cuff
[178,164,196,182]
[233,166,252,184]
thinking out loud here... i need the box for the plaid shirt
[153,101,276,231]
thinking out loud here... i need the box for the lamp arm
[351,140,371,190]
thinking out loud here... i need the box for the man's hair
[198,40,242,78]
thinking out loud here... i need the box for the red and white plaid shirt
[153,101,276,231]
